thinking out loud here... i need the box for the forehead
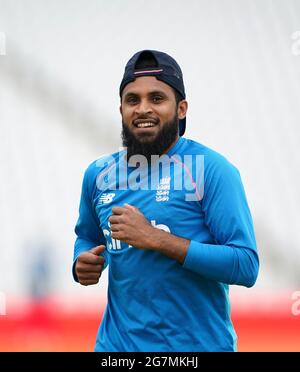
[122,76,174,97]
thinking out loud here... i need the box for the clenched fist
[75,245,106,286]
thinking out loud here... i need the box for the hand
[109,204,189,263]
[109,204,154,249]
[75,245,106,286]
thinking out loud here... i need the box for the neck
[162,135,180,155]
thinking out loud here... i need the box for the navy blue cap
[120,50,186,136]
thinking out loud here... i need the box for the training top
[73,136,259,352]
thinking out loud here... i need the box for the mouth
[135,122,157,129]
[133,119,159,130]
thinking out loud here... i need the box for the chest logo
[98,193,116,205]
[156,177,170,202]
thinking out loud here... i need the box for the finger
[111,231,123,240]
[108,215,121,224]
[82,254,104,265]
[110,223,120,232]
[79,253,105,265]
[89,245,105,255]
[79,279,100,286]
[78,272,101,281]
[112,206,125,215]
[124,203,138,211]
[76,263,103,274]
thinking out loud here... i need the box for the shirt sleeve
[73,165,108,282]
[182,156,259,287]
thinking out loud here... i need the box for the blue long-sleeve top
[73,137,259,351]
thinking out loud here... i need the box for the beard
[121,113,179,162]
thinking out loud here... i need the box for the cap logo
[134,69,163,75]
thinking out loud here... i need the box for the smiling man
[121,74,187,161]
[73,50,259,352]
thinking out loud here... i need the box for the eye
[126,96,139,105]
[152,95,163,103]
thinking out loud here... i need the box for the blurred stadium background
[0,0,300,351]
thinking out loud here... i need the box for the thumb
[89,245,105,256]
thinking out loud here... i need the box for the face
[120,76,187,160]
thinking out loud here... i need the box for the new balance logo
[98,193,115,204]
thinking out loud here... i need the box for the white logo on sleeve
[98,193,116,204]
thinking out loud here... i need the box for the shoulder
[83,150,125,189]
[182,137,240,180]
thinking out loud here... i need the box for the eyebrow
[124,90,168,98]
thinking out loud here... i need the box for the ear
[177,100,188,120]
[119,105,123,116]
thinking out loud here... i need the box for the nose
[134,98,153,115]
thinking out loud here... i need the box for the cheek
[157,104,177,120]
[121,106,134,120]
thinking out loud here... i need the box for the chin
[134,134,157,143]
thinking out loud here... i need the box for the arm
[184,158,259,287]
[109,159,259,288]
[73,165,108,283]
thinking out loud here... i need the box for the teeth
[136,122,155,128]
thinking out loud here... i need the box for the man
[73,50,259,352]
